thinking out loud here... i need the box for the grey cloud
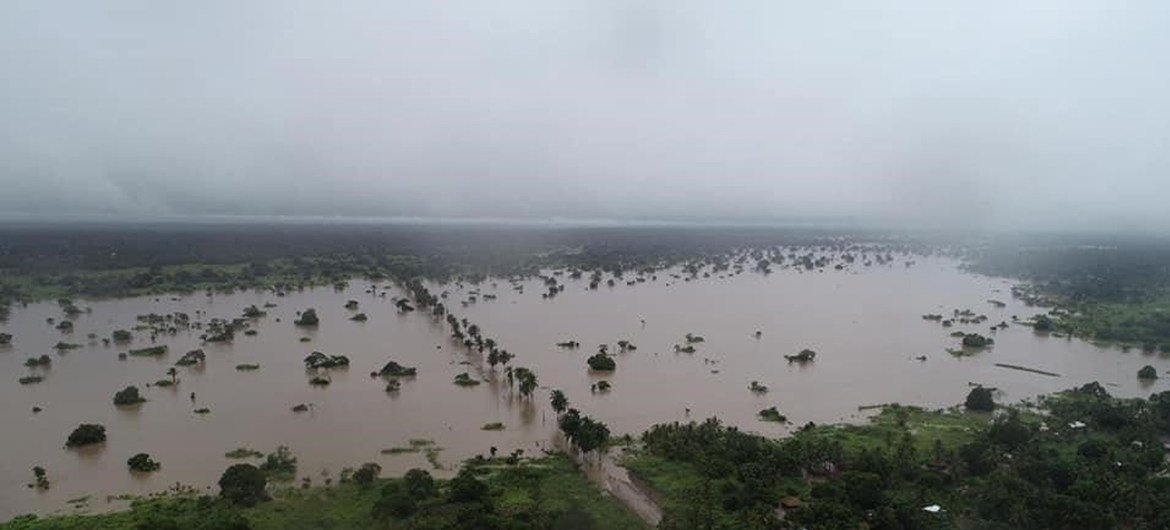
[1,1,1168,231]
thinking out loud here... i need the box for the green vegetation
[0,333,12,345]
[453,372,480,386]
[22,355,50,368]
[481,422,505,431]
[0,454,645,530]
[127,453,160,473]
[293,309,319,327]
[65,424,106,447]
[258,446,297,482]
[236,363,260,371]
[965,386,995,411]
[625,384,1170,529]
[113,386,145,406]
[349,312,368,322]
[18,375,44,385]
[111,329,132,342]
[225,448,265,459]
[219,463,268,507]
[558,409,610,454]
[175,349,206,366]
[758,406,787,422]
[1138,364,1158,380]
[303,351,349,369]
[960,333,994,348]
[586,352,616,371]
[379,360,417,377]
[128,345,168,357]
[54,341,81,351]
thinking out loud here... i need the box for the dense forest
[628,384,1170,529]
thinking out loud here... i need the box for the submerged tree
[66,424,107,447]
[127,453,161,472]
[113,386,145,406]
[294,309,319,327]
[550,389,568,415]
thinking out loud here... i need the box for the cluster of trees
[638,383,1170,529]
[558,409,610,455]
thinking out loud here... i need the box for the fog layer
[1,1,1168,230]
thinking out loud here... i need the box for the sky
[1,1,1168,231]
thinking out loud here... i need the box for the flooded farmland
[1,255,1165,519]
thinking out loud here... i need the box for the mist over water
[2,1,1169,232]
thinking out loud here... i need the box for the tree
[404,468,436,499]
[294,309,318,327]
[514,367,537,398]
[166,367,178,384]
[352,462,381,486]
[112,329,132,342]
[372,483,416,519]
[113,386,145,406]
[587,353,616,371]
[448,468,488,502]
[218,464,268,506]
[66,424,106,447]
[550,389,568,415]
[1139,365,1158,380]
[965,386,995,412]
[127,453,160,472]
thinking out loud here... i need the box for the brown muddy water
[1,256,1167,520]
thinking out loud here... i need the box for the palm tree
[550,390,568,415]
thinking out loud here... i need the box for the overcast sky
[1,1,1167,230]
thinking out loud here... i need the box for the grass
[0,455,646,530]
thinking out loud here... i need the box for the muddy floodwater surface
[1,256,1166,519]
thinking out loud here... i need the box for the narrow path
[556,437,664,527]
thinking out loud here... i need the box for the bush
[112,329,132,342]
[219,464,268,506]
[1138,365,1158,380]
[586,353,616,371]
[66,424,106,447]
[353,462,381,486]
[259,445,297,477]
[294,309,319,327]
[113,385,145,406]
[127,453,160,472]
[965,386,995,412]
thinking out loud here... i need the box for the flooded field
[1,255,1166,519]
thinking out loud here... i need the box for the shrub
[1138,365,1158,380]
[294,309,319,327]
[587,353,616,371]
[113,386,145,406]
[259,446,297,478]
[112,329,132,342]
[66,424,107,447]
[127,453,160,472]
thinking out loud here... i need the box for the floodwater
[1,255,1166,520]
